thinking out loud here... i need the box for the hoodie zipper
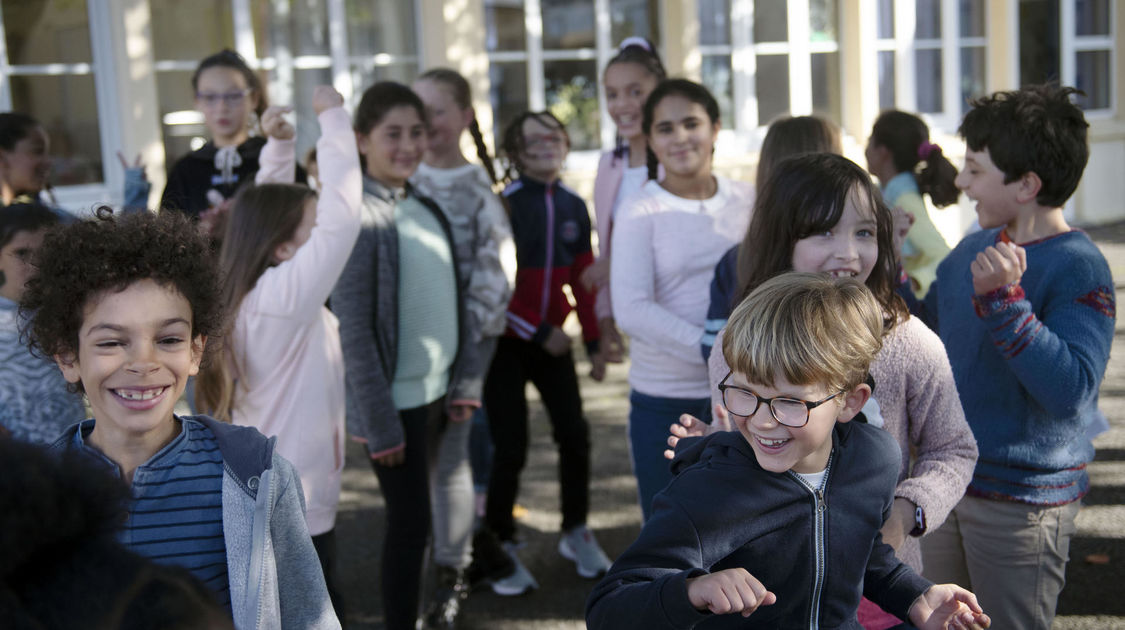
[540,182,556,320]
[788,449,835,630]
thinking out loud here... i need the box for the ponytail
[871,110,959,208]
[468,118,498,185]
[645,145,659,181]
[915,143,960,207]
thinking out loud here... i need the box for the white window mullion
[940,0,959,124]
[1060,0,1075,87]
[894,0,916,111]
[525,0,545,111]
[0,1,11,111]
[86,0,121,203]
[267,0,295,108]
[787,0,812,115]
[731,0,756,131]
[595,0,613,149]
[232,0,258,63]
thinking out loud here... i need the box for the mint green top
[391,195,458,410]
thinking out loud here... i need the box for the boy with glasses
[586,272,990,629]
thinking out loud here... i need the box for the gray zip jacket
[53,416,339,630]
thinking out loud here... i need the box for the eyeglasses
[717,371,843,428]
[195,89,251,108]
[524,134,565,149]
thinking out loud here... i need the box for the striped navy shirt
[72,417,231,612]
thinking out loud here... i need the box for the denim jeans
[627,389,711,521]
[468,407,493,492]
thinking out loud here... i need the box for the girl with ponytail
[865,110,959,295]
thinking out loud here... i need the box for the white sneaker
[558,525,611,578]
[489,542,539,596]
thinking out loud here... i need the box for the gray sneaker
[489,543,539,596]
[558,525,611,578]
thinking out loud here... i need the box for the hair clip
[618,36,652,52]
[917,140,941,160]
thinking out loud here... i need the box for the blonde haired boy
[587,273,989,629]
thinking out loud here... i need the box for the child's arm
[252,89,362,323]
[908,585,991,630]
[267,454,342,629]
[701,246,737,361]
[255,105,297,185]
[610,211,708,365]
[971,241,1115,417]
[568,197,604,378]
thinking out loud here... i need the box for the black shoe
[423,565,469,630]
[465,529,516,589]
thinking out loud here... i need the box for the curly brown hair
[20,208,224,381]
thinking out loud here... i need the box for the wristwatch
[908,504,926,537]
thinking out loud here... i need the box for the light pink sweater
[709,316,978,571]
[230,107,362,535]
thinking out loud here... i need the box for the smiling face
[604,61,660,142]
[647,94,719,180]
[728,370,866,474]
[955,146,1021,230]
[0,227,47,302]
[56,279,204,453]
[413,79,473,162]
[358,105,426,187]
[0,125,51,197]
[790,187,879,283]
[194,66,257,146]
[517,116,568,182]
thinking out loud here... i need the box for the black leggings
[370,397,446,630]
[311,529,345,625]
[483,336,591,542]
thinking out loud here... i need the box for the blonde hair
[722,272,884,394]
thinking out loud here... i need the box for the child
[865,110,958,295]
[195,85,358,622]
[21,209,338,629]
[160,49,305,228]
[480,110,609,592]
[331,81,473,630]
[410,67,515,626]
[0,113,51,208]
[914,84,1114,630]
[701,114,841,360]
[0,204,85,443]
[673,153,978,629]
[588,272,990,630]
[610,79,754,521]
[583,36,667,363]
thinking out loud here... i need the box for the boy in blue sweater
[20,209,339,630]
[586,273,989,629]
[916,84,1114,629]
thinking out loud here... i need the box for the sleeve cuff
[972,282,1025,318]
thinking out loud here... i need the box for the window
[0,0,108,191]
[875,0,988,127]
[698,0,841,132]
[1020,0,1115,114]
[484,0,659,152]
[153,0,420,168]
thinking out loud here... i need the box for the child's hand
[580,257,610,291]
[117,151,146,180]
[891,204,915,265]
[449,405,473,422]
[971,241,1026,296]
[879,497,916,552]
[664,404,728,460]
[590,350,607,382]
[686,568,776,617]
[596,317,625,363]
[260,105,295,140]
[312,85,345,115]
[542,326,572,357]
[909,584,990,630]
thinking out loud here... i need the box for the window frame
[1059,0,1116,118]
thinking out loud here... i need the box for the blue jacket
[52,416,339,630]
[586,422,931,629]
[702,245,739,360]
[908,228,1115,505]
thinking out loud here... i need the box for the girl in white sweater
[610,79,754,521]
[196,86,361,620]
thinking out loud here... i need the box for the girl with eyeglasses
[161,49,304,231]
[667,153,979,630]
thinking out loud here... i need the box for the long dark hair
[735,153,906,331]
[756,115,841,189]
[192,49,267,118]
[641,79,720,180]
[604,38,667,163]
[870,110,958,207]
[195,183,315,419]
[354,81,427,175]
[417,68,498,185]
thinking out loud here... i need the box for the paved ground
[334,222,1125,630]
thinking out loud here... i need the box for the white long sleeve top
[229,107,362,535]
[610,177,753,398]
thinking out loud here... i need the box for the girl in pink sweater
[195,86,361,620]
[667,153,978,629]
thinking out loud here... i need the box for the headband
[618,36,652,52]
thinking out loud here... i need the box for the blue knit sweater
[922,228,1114,505]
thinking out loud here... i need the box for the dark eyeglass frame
[717,371,844,428]
[195,89,252,107]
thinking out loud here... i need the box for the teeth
[757,436,788,447]
[828,271,856,278]
[115,387,165,401]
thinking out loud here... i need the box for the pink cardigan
[708,316,978,571]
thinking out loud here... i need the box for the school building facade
[1,0,1122,238]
